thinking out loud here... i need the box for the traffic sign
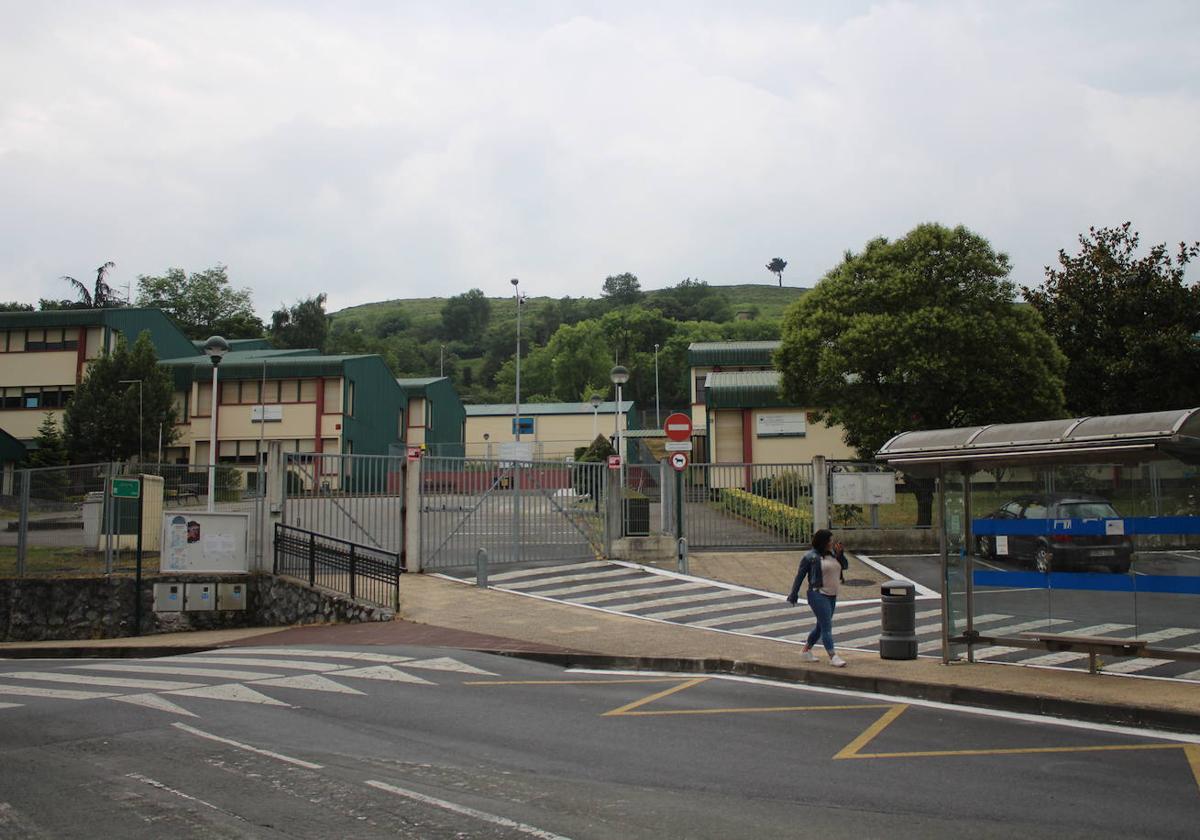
[664,412,693,442]
[664,441,692,452]
[607,455,621,470]
[111,477,141,499]
[670,452,689,472]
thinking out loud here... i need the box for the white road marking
[484,562,607,582]
[0,671,203,691]
[176,656,346,672]
[1019,625,1180,667]
[400,657,496,675]
[112,693,198,717]
[215,648,414,664]
[365,780,572,840]
[566,583,699,604]
[855,553,939,597]
[335,665,435,684]
[173,722,322,769]
[1102,657,1176,674]
[1177,667,1200,681]
[253,675,364,694]
[126,773,233,816]
[786,608,944,641]
[633,589,767,612]
[688,605,814,629]
[0,684,117,700]
[167,684,291,707]
[0,702,22,710]
[838,613,1009,650]
[650,597,774,620]
[72,663,279,681]
[499,568,649,589]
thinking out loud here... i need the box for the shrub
[719,488,812,540]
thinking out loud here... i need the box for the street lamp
[118,379,143,464]
[511,278,523,443]
[589,393,603,440]
[653,343,660,428]
[203,335,230,511]
[610,365,629,487]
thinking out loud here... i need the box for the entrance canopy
[876,408,1200,474]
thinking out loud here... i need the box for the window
[23,390,40,409]
[1,388,20,409]
[221,381,239,404]
[694,375,707,404]
[300,379,317,402]
[241,381,260,405]
[25,329,45,351]
[346,381,355,417]
[196,383,212,416]
[323,378,341,413]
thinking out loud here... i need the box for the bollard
[476,547,489,589]
[879,579,918,660]
[677,538,689,575]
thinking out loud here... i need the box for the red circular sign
[670,452,689,472]
[664,412,693,442]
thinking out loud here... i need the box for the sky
[1,1,1198,317]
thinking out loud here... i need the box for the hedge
[719,488,812,540]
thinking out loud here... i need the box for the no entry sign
[664,412,693,442]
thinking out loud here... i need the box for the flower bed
[719,488,812,540]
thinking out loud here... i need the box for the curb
[0,646,216,660]
[473,650,1200,736]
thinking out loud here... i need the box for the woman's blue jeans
[805,590,837,654]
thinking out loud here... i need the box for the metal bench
[1019,632,1147,674]
[165,483,200,506]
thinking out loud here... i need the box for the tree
[440,289,492,346]
[136,265,263,340]
[600,273,643,307]
[777,223,1066,525]
[63,331,179,463]
[61,261,120,308]
[0,302,33,312]
[655,278,733,322]
[26,413,68,469]
[270,294,329,351]
[1023,223,1200,416]
[766,257,787,287]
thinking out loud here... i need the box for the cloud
[0,1,1197,315]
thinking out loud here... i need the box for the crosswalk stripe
[0,671,202,691]
[485,562,607,582]
[499,568,647,589]
[726,617,811,635]
[0,702,23,710]
[505,573,652,596]
[72,664,278,681]
[335,666,435,684]
[572,583,699,605]
[1177,667,1200,681]
[253,675,364,694]
[400,657,496,675]
[176,656,346,672]
[650,597,773,620]
[167,684,291,706]
[1102,657,1176,674]
[635,589,767,613]
[217,648,415,664]
[0,685,117,700]
[689,606,807,628]
[112,693,198,717]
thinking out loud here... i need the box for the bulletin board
[160,512,250,573]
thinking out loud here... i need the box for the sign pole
[133,478,144,637]
[675,466,683,540]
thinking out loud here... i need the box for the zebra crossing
[448,560,1200,683]
[0,648,496,715]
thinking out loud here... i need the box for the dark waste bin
[879,579,918,660]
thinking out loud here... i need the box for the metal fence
[420,456,608,569]
[274,523,401,609]
[677,462,815,550]
[827,461,924,530]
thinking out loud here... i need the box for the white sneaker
[830,655,847,668]
[800,650,818,662]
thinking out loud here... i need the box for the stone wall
[0,573,394,642]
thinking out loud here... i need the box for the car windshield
[1058,501,1118,518]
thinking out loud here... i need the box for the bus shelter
[876,408,1200,672]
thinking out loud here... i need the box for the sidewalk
[3,571,1199,733]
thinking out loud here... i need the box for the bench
[165,484,200,506]
[1019,632,1147,674]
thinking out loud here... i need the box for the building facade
[464,401,634,460]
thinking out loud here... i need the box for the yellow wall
[0,409,64,440]
[465,411,629,460]
[0,351,78,387]
[710,406,855,465]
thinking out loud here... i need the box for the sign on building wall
[161,512,250,573]
[756,412,807,437]
[831,472,897,505]
[251,404,283,422]
[511,417,534,435]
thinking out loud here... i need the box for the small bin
[879,579,918,660]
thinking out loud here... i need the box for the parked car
[975,493,1133,574]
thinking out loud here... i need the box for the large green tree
[654,278,733,322]
[1022,223,1200,416]
[64,331,179,463]
[270,294,329,351]
[136,265,263,340]
[778,223,1066,523]
[600,272,643,307]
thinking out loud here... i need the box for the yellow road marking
[614,703,895,718]
[1186,746,1200,791]
[834,704,908,759]
[464,678,684,686]
[851,743,1181,759]
[603,677,709,716]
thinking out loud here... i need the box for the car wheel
[1033,544,1052,574]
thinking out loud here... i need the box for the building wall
[465,411,629,460]
[0,325,105,441]
[710,406,855,464]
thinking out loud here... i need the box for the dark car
[975,493,1134,574]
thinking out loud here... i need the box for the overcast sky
[2,1,1197,316]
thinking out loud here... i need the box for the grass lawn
[0,546,161,577]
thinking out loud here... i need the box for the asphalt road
[0,645,1197,839]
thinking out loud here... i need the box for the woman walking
[786,528,849,667]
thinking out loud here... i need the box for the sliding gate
[420,456,608,570]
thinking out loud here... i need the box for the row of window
[200,438,342,464]
[191,379,353,416]
[0,329,82,353]
[0,386,75,409]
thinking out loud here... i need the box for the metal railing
[680,462,815,549]
[273,523,402,610]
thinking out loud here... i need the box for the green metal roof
[464,401,633,417]
[192,337,273,351]
[396,377,444,391]
[160,351,373,388]
[0,307,198,359]
[704,370,795,409]
[687,340,780,367]
[0,427,27,460]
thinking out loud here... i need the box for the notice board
[831,472,897,505]
[161,512,250,573]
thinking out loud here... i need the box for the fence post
[476,547,489,589]
[272,522,280,573]
[349,543,357,600]
[308,532,316,587]
[263,442,284,573]
[104,462,117,574]
[404,455,421,573]
[15,469,29,577]
[811,455,829,532]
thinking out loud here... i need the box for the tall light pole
[511,278,522,443]
[439,344,445,377]
[653,343,661,428]
[610,365,629,488]
[119,379,143,464]
[203,336,230,511]
[590,393,603,440]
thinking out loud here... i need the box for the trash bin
[879,579,918,660]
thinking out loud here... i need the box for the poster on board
[830,472,897,505]
[161,512,250,573]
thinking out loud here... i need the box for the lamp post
[610,365,629,488]
[118,379,143,464]
[203,336,230,511]
[439,345,445,377]
[653,343,660,428]
[590,393,603,440]
[511,278,523,443]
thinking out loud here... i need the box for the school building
[464,401,634,460]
